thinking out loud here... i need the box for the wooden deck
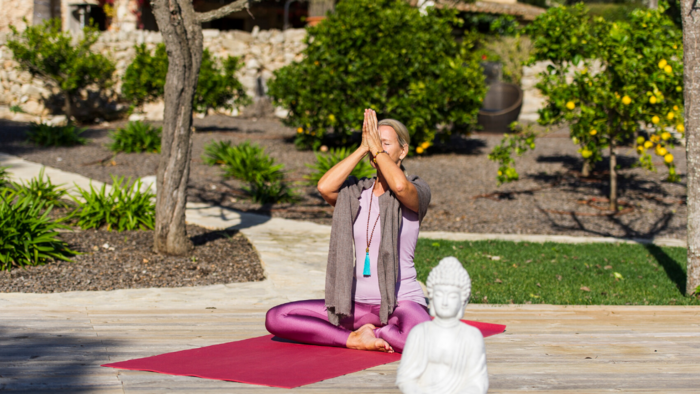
[2,304,699,393]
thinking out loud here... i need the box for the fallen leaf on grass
[536,283,541,287]
[580,286,591,292]
[530,293,540,298]
[613,272,624,280]
[495,279,503,284]
[556,275,562,281]
[604,265,613,270]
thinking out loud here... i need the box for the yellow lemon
[673,45,678,49]
[665,65,672,73]
[664,153,674,163]
[314,61,320,66]
[658,59,668,69]
[649,96,657,104]
[416,146,424,154]
[581,149,592,159]
[566,101,576,110]
[590,129,597,136]
[297,127,303,134]
[636,136,645,145]
[667,112,675,120]
[421,141,430,149]
[622,96,632,105]
[498,170,503,176]
[677,124,685,133]
[657,147,668,156]
[328,114,336,122]
[581,68,588,75]
[652,116,660,124]
[644,141,653,149]
[673,105,679,111]
[636,146,644,154]
[651,134,660,143]
[676,86,683,92]
[662,132,671,141]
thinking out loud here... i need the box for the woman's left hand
[363,109,383,154]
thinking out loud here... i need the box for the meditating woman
[265,109,431,353]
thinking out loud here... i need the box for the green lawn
[414,239,700,306]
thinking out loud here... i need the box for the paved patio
[1,153,699,393]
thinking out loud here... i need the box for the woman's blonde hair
[378,118,410,148]
[377,119,410,174]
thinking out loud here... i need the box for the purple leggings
[265,299,430,353]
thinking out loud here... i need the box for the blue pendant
[363,252,371,276]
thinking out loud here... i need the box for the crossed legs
[265,299,430,353]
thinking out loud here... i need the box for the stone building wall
[0,27,307,122]
[0,0,34,33]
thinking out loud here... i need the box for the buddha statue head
[426,257,472,322]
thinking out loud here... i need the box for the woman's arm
[317,146,369,207]
[365,110,421,213]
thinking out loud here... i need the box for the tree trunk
[609,140,618,212]
[63,91,74,122]
[151,0,203,255]
[581,159,591,177]
[682,0,700,296]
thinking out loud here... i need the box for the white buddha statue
[396,257,488,394]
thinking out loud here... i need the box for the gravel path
[0,116,688,240]
[0,224,264,293]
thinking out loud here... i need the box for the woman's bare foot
[346,324,394,353]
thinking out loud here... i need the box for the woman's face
[370,125,408,169]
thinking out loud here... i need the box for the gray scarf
[325,175,431,325]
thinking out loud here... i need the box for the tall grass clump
[202,140,284,183]
[108,121,162,153]
[7,167,68,208]
[0,190,77,271]
[304,147,375,186]
[26,122,87,147]
[71,176,155,231]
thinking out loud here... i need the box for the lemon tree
[490,3,684,210]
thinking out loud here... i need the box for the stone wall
[0,0,34,33]
[0,27,307,122]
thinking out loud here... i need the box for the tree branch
[196,0,252,23]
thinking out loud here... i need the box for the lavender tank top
[352,185,426,306]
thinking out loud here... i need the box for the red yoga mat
[102,320,505,389]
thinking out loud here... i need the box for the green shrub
[202,140,284,183]
[121,44,251,113]
[244,179,299,205]
[108,121,162,153]
[120,44,168,108]
[27,122,87,147]
[587,3,644,22]
[7,18,115,121]
[0,190,77,271]
[268,0,486,151]
[0,166,10,188]
[70,176,155,231]
[304,147,375,186]
[8,167,68,208]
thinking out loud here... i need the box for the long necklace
[364,182,381,276]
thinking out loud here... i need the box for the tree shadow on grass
[643,243,687,295]
[0,324,124,392]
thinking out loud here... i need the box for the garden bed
[0,224,264,293]
[0,116,688,240]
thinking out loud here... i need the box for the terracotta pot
[306,16,326,27]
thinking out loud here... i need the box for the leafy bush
[120,44,168,108]
[202,140,284,183]
[121,44,251,113]
[108,121,162,153]
[7,167,68,208]
[587,3,644,22]
[244,180,299,205]
[7,18,115,121]
[0,190,77,271]
[27,122,87,147]
[483,35,533,86]
[70,176,155,231]
[268,0,486,151]
[304,147,375,186]
[0,166,10,188]
[490,3,684,209]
